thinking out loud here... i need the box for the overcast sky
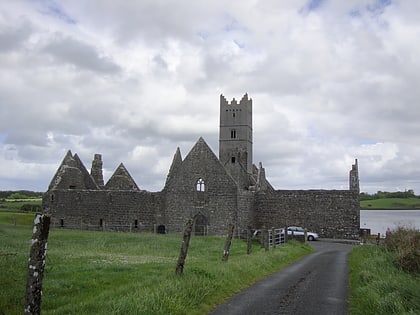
[1,0,419,194]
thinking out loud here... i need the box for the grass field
[349,244,420,314]
[0,212,313,315]
[0,199,42,212]
[360,198,420,209]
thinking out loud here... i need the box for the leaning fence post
[222,223,235,262]
[175,219,193,275]
[25,213,51,315]
[247,225,252,255]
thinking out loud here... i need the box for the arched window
[196,178,205,192]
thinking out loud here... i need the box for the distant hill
[360,198,420,210]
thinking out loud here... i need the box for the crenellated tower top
[219,93,253,177]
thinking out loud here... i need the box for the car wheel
[307,235,314,241]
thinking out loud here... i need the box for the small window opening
[231,129,236,139]
[233,112,235,118]
[69,185,76,189]
[134,219,138,228]
[231,157,236,163]
[51,194,54,201]
[99,219,103,227]
[196,178,205,192]
[60,219,64,227]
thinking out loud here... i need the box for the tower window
[231,129,236,139]
[196,178,205,192]
[231,157,236,163]
[233,112,235,118]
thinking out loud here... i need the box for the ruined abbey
[43,94,360,239]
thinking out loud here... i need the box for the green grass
[0,212,313,315]
[349,245,420,314]
[0,199,42,212]
[360,198,420,209]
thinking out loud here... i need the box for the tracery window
[196,178,205,192]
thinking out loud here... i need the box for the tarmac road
[209,241,355,315]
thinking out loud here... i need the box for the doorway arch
[194,214,208,236]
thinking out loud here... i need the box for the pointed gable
[164,147,183,189]
[165,137,237,192]
[48,150,99,190]
[73,154,100,190]
[105,163,140,191]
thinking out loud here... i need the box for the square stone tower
[219,94,253,176]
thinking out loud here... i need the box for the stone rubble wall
[253,189,360,239]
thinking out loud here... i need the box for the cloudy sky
[1,0,419,194]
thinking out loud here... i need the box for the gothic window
[231,129,236,139]
[196,178,205,192]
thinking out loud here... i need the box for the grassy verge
[1,212,313,315]
[349,245,420,314]
[360,198,420,209]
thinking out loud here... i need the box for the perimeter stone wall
[43,190,163,232]
[254,189,360,239]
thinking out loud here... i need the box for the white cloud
[1,0,420,194]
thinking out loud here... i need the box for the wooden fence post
[263,228,269,251]
[247,225,252,255]
[271,227,276,249]
[222,223,235,262]
[175,219,193,275]
[25,214,51,315]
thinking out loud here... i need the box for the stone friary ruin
[43,94,360,239]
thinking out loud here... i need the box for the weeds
[385,226,420,272]
[349,226,420,315]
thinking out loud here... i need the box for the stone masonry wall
[254,190,360,239]
[43,190,163,232]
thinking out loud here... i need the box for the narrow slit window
[196,178,205,192]
[231,129,236,139]
[134,219,138,228]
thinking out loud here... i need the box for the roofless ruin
[43,94,360,238]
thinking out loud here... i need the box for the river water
[360,209,420,237]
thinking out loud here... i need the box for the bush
[20,204,42,212]
[385,226,420,272]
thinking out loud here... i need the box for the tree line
[0,190,43,199]
[360,189,417,201]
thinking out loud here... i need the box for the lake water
[360,210,420,237]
